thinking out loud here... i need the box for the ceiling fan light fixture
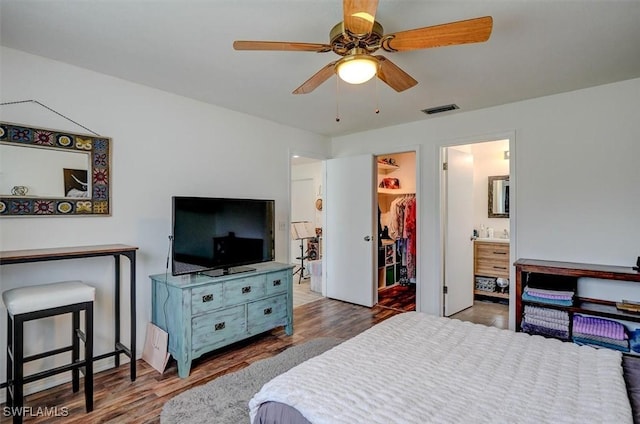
[336,54,378,85]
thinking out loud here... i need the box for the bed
[249,311,635,423]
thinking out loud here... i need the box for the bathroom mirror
[488,175,509,218]
[0,122,111,216]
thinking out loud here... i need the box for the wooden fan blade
[382,16,493,52]
[293,62,337,94]
[376,56,418,92]
[233,40,332,53]
[343,0,379,36]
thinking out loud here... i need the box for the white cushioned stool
[3,281,95,424]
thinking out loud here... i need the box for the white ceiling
[2,0,640,138]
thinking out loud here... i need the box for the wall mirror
[0,122,111,216]
[488,175,509,218]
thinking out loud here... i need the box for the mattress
[249,312,633,424]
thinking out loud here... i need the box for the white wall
[0,47,330,396]
[331,77,640,328]
[291,161,323,228]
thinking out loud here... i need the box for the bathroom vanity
[474,239,510,299]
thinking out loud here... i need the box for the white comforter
[249,312,632,423]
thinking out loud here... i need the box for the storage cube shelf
[515,258,640,354]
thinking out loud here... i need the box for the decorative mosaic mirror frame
[0,122,111,216]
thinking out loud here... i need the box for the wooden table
[0,244,139,381]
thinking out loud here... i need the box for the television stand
[202,266,256,277]
[150,262,294,378]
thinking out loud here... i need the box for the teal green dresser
[150,262,293,378]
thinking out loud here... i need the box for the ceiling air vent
[421,104,459,115]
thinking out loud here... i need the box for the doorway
[376,151,417,312]
[323,150,420,311]
[290,154,324,307]
[442,139,512,323]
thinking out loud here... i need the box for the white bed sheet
[249,312,632,423]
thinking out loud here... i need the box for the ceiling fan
[233,0,493,94]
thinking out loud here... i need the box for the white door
[444,148,475,316]
[325,154,376,307]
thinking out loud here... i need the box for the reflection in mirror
[488,175,509,218]
[1,144,90,198]
[0,122,111,216]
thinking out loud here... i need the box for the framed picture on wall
[63,168,89,198]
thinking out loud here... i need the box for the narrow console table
[150,262,294,378]
[0,244,139,381]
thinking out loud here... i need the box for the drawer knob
[493,266,507,270]
[214,322,226,331]
[242,286,252,294]
[264,307,272,315]
[202,294,214,303]
[493,251,508,255]
[272,279,282,286]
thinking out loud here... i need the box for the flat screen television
[171,196,275,276]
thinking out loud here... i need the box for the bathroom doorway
[441,138,513,326]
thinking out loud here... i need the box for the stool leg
[6,313,13,408]
[84,302,94,412]
[13,314,25,424]
[72,309,80,393]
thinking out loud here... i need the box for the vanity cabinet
[150,262,293,378]
[474,240,510,299]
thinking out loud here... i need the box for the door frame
[437,131,517,329]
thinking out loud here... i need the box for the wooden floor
[377,283,416,312]
[1,299,402,423]
[450,299,509,330]
[2,296,508,423]
[292,278,323,308]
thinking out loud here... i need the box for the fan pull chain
[374,77,380,115]
[335,77,341,122]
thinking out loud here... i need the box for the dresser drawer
[475,242,509,260]
[265,270,289,296]
[474,241,510,279]
[192,305,246,351]
[247,294,288,335]
[476,261,510,278]
[224,275,266,305]
[191,283,224,315]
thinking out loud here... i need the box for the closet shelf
[377,162,400,174]
[378,189,414,195]
[474,289,509,300]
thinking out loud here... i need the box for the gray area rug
[161,337,343,424]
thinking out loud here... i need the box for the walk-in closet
[376,151,416,311]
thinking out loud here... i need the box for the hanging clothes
[403,196,417,280]
[382,194,417,281]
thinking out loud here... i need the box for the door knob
[364,236,371,242]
